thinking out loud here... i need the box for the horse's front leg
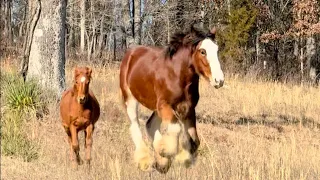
[125,96,154,171]
[153,102,181,158]
[146,111,172,174]
[85,124,94,171]
[70,125,83,167]
[63,126,74,164]
[174,108,199,167]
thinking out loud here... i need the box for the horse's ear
[210,27,216,35]
[87,67,92,76]
[208,27,216,40]
[74,68,79,77]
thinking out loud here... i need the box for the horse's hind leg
[124,91,154,171]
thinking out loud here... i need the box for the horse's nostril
[214,79,224,88]
[78,96,87,103]
[219,80,224,87]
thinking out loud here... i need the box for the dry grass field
[1,59,320,180]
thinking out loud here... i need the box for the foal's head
[167,25,224,88]
[73,67,92,104]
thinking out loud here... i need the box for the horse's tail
[119,49,133,108]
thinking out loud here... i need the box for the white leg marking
[154,130,162,144]
[126,97,143,149]
[167,123,181,135]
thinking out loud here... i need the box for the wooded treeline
[1,0,320,84]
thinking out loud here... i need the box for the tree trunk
[4,0,13,45]
[306,36,316,81]
[19,0,41,80]
[19,2,28,38]
[134,0,141,44]
[27,0,67,97]
[299,37,304,84]
[80,0,85,53]
[67,0,75,49]
[176,0,185,32]
[96,15,105,58]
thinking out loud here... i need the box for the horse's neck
[171,47,198,84]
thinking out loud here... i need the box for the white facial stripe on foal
[199,38,224,83]
[80,76,86,82]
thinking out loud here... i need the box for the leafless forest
[1,0,320,83]
[1,0,320,179]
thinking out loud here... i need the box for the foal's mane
[165,24,216,58]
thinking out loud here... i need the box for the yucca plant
[2,74,42,114]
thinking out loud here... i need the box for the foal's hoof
[154,134,179,158]
[174,149,193,168]
[71,161,79,170]
[77,158,84,165]
[86,161,91,173]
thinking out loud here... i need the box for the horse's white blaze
[80,76,86,82]
[199,38,224,85]
[126,95,143,149]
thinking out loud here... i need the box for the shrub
[2,74,42,114]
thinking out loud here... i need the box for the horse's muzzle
[77,96,87,104]
[211,79,224,89]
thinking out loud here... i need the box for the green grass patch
[1,112,39,162]
[1,72,41,162]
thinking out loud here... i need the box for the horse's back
[120,46,162,109]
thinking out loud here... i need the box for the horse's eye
[200,49,206,56]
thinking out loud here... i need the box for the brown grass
[1,60,320,180]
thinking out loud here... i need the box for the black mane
[165,24,216,58]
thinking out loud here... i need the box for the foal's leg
[153,102,181,158]
[125,96,153,171]
[63,126,74,163]
[85,124,94,170]
[175,109,199,167]
[70,125,83,166]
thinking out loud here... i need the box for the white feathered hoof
[134,146,154,172]
[174,149,193,168]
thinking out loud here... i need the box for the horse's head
[73,67,92,104]
[166,25,224,88]
[191,27,224,89]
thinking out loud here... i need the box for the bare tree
[80,0,85,54]
[27,0,67,97]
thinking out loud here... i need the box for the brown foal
[59,67,100,169]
